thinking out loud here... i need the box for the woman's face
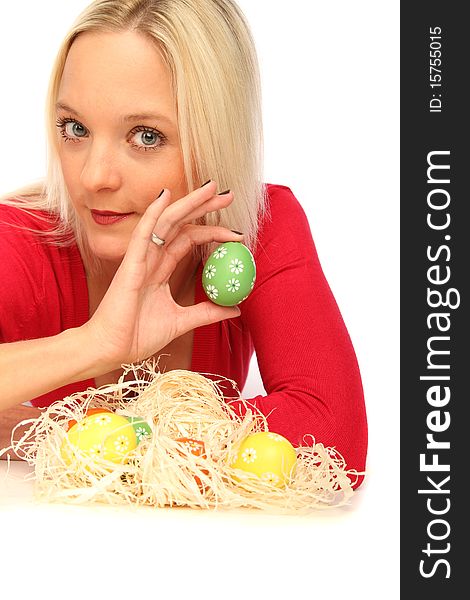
[56,31,187,263]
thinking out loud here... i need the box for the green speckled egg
[202,242,256,306]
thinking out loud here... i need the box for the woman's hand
[84,182,243,371]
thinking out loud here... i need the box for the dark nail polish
[231,230,243,235]
[201,179,212,187]
[219,189,230,195]
[157,189,165,198]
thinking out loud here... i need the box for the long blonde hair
[1,0,266,259]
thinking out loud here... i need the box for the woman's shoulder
[0,202,75,257]
[263,183,310,221]
[0,202,86,343]
[0,201,59,232]
[265,183,297,203]
[0,202,78,278]
[260,183,312,240]
[250,183,315,272]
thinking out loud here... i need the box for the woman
[0,0,367,482]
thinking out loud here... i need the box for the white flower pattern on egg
[206,285,219,300]
[114,435,130,453]
[205,264,216,279]
[184,440,201,452]
[226,279,240,293]
[229,258,244,274]
[88,444,104,458]
[95,414,112,426]
[261,472,280,485]
[241,448,257,463]
[75,420,91,432]
[213,246,227,259]
[135,426,150,442]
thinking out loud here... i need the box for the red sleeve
[0,204,94,407]
[238,185,368,484]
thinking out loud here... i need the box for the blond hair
[1,0,266,260]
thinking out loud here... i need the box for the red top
[0,185,367,482]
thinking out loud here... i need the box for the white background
[0,1,399,598]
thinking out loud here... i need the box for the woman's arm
[240,186,368,482]
[0,327,109,411]
[0,405,42,460]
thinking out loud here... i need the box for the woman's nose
[80,141,122,192]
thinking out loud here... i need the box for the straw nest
[1,361,360,513]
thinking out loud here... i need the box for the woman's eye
[56,118,88,142]
[129,127,166,151]
[66,122,87,138]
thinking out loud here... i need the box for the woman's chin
[87,240,127,264]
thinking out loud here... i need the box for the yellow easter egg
[61,412,138,467]
[229,431,297,488]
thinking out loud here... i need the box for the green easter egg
[202,242,256,306]
[126,417,152,444]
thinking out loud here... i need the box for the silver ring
[151,232,166,246]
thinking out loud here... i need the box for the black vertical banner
[401,2,467,596]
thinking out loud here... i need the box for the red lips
[90,209,134,225]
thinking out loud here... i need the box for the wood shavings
[1,361,360,513]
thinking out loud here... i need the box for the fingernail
[219,189,230,195]
[231,230,243,235]
[157,189,165,198]
[201,179,212,187]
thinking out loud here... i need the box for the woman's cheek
[58,150,82,196]
[147,150,188,200]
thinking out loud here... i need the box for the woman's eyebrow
[55,102,81,116]
[122,112,173,125]
[55,101,173,125]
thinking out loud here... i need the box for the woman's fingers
[175,301,241,338]
[155,225,244,282]
[149,185,234,248]
[123,189,172,265]
[157,180,218,229]
[160,190,233,236]
[125,183,232,263]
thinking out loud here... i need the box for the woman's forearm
[0,405,42,460]
[0,325,111,411]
